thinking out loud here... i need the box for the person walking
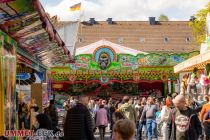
[28,97,38,130]
[111,111,125,139]
[140,96,159,140]
[30,113,52,140]
[137,100,146,140]
[95,104,109,140]
[64,96,95,140]
[108,101,116,135]
[160,98,172,140]
[166,94,203,140]
[18,97,29,129]
[119,96,136,123]
[200,97,210,140]
[44,100,58,131]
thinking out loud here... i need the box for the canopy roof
[174,50,210,73]
[0,0,74,67]
[76,39,148,55]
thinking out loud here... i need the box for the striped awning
[174,50,210,73]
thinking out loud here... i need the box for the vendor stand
[0,0,73,135]
[174,13,210,95]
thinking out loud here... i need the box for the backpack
[204,110,210,121]
[156,111,161,124]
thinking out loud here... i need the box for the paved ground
[95,132,110,140]
[94,131,163,140]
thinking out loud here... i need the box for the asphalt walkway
[94,131,163,140]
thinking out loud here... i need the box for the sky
[40,0,209,21]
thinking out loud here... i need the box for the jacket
[140,104,159,121]
[200,103,210,122]
[29,128,52,140]
[95,108,108,127]
[119,103,136,122]
[44,105,58,129]
[166,108,202,140]
[161,106,171,125]
[64,103,95,140]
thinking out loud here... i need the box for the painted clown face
[175,114,190,132]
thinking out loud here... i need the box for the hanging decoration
[161,74,168,81]
[68,75,77,82]
[100,75,109,84]
[133,74,140,81]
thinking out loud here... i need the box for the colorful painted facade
[51,43,199,96]
[0,29,17,136]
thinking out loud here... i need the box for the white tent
[76,39,148,55]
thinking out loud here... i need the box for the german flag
[70,3,81,11]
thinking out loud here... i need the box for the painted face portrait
[98,52,110,70]
[175,114,190,132]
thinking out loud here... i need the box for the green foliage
[88,62,100,70]
[158,14,169,21]
[189,2,210,45]
[108,62,121,70]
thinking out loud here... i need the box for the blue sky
[41,0,209,21]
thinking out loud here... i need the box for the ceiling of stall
[0,0,74,67]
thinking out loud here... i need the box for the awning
[174,50,210,73]
[0,0,74,67]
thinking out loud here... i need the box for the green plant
[189,2,210,45]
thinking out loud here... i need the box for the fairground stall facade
[0,0,73,136]
[50,40,199,98]
[51,17,200,98]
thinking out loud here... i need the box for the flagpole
[72,0,85,56]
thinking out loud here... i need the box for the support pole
[0,36,4,136]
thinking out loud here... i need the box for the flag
[70,3,81,11]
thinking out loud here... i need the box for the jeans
[146,119,158,140]
[138,122,146,140]
[136,121,140,135]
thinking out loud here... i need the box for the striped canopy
[76,39,148,55]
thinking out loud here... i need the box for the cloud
[41,0,209,21]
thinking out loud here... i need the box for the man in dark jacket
[166,94,203,140]
[44,100,58,131]
[64,96,95,140]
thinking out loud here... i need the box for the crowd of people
[62,93,210,140]
[16,91,210,140]
[17,97,61,139]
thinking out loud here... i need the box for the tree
[158,14,169,21]
[189,2,210,45]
